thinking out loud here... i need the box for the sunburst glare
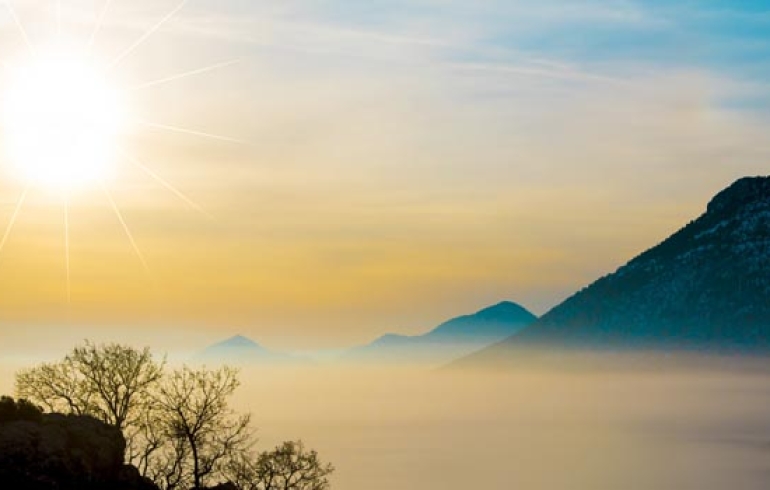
[2,47,125,191]
[0,0,237,303]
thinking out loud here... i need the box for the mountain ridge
[344,301,537,364]
[456,176,770,365]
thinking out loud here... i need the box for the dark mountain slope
[460,176,770,363]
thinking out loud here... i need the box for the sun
[2,48,125,192]
[0,0,238,303]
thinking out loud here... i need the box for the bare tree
[16,341,164,431]
[15,341,165,472]
[68,341,164,431]
[146,437,191,490]
[227,441,334,490]
[129,398,171,477]
[14,343,333,490]
[155,365,252,490]
[16,361,95,415]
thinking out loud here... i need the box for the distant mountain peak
[428,301,536,339]
[195,334,296,365]
[200,334,267,354]
[220,335,260,348]
[473,301,537,321]
[344,301,537,365]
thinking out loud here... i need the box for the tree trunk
[190,437,201,489]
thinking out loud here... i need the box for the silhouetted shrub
[226,441,334,490]
[198,484,238,490]
[0,396,43,424]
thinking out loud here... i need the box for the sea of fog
[2,361,770,489]
[233,365,770,490]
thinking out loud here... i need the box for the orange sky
[0,0,768,353]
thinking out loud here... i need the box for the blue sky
[0,0,769,352]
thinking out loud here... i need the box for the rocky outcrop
[0,396,159,490]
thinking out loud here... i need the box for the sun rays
[3,1,32,53]
[0,186,29,257]
[137,120,245,144]
[107,0,190,70]
[87,0,114,50]
[102,184,150,275]
[118,148,211,218]
[0,0,239,304]
[129,59,240,92]
[63,195,71,303]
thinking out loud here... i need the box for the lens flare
[2,49,125,192]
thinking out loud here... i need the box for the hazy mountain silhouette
[196,335,302,365]
[457,176,770,366]
[344,301,537,364]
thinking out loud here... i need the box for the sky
[0,0,768,355]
